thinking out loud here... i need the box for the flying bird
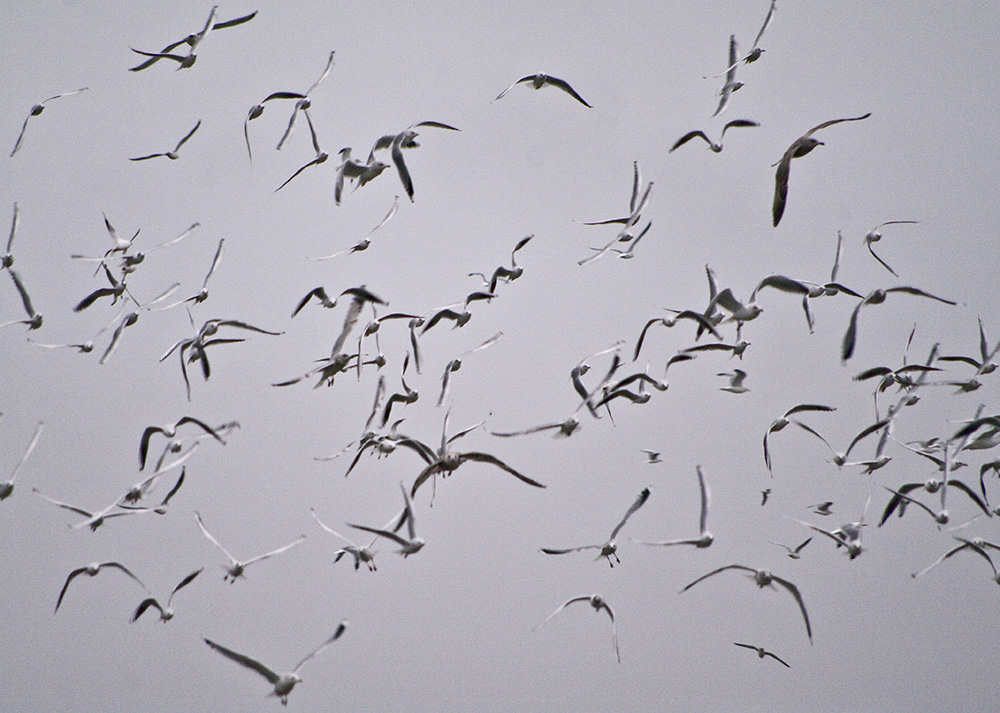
[670,119,759,153]
[772,113,871,226]
[55,561,146,613]
[274,111,328,192]
[204,621,347,705]
[128,7,257,71]
[275,51,336,151]
[841,286,957,363]
[0,421,43,500]
[494,73,592,107]
[712,35,742,117]
[2,268,43,330]
[542,487,651,566]
[131,567,203,622]
[129,120,201,161]
[10,88,88,157]
[863,220,919,277]
[138,416,226,470]
[733,642,790,667]
[706,0,777,77]
[633,467,712,548]
[762,404,836,475]
[311,508,379,572]
[368,121,461,201]
[534,594,619,663]
[680,564,812,643]
[349,481,425,557]
[195,511,305,583]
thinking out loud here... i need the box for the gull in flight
[718,369,749,393]
[131,567,203,622]
[33,485,164,532]
[841,286,957,363]
[437,332,504,406]
[712,35,742,117]
[333,148,391,205]
[864,220,919,277]
[368,121,461,201]
[633,466,712,548]
[129,120,201,161]
[681,565,812,642]
[55,561,147,613]
[310,196,399,261]
[912,536,1000,582]
[542,487,650,566]
[641,449,662,464]
[195,511,305,583]
[772,113,871,226]
[770,537,812,559]
[706,0,777,78]
[311,508,379,571]
[535,594,619,663]
[494,74,592,107]
[762,404,836,475]
[274,111,328,192]
[276,51,336,151]
[670,120,759,153]
[633,310,722,361]
[404,409,544,500]
[204,621,347,705]
[128,7,257,72]
[10,88,88,157]
[733,642,790,667]
[349,481,426,558]
[0,421,43,500]
[794,490,870,560]
[2,268,43,330]
[138,416,226,470]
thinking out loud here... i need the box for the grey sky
[3,1,1000,711]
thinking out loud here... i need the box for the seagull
[310,196,399,261]
[881,486,949,525]
[712,35,742,117]
[407,409,544,499]
[33,487,157,532]
[154,238,225,307]
[578,181,653,266]
[2,268,43,330]
[129,120,201,161]
[680,564,812,643]
[10,88,88,157]
[633,311,722,361]
[633,466,712,548]
[0,421,43,500]
[368,121,461,201]
[204,621,347,705]
[243,92,305,162]
[841,286,957,363]
[494,74,592,107]
[542,487,650,566]
[706,0,777,77]
[128,47,198,70]
[912,536,1000,582]
[733,642,790,667]
[704,287,763,325]
[762,404,836,475]
[349,482,426,557]
[128,7,256,71]
[641,449,662,464]
[478,234,533,292]
[534,594,619,663]
[793,517,866,559]
[131,567,203,622]
[311,508,379,571]
[275,51,336,151]
[718,369,749,393]
[274,112,329,192]
[437,332,503,406]
[772,113,871,226]
[770,537,812,559]
[864,220,919,277]
[670,120,759,153]
[55,561,147,613]
[195,511,305,583]
[333,148,390,205]
[139,416,226,470]
[810,501,834,516]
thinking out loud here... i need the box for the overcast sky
[3,1,1000,711]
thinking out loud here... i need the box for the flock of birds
[4,1,1000,707]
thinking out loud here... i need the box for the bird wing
[609,487,651,540]
[348,523,410,547]
[293,620,347,673]
[540,545,600,555]
[55,567,88,612]
[494,75,534,101]
[804,113,872,139]
[195,511,238,564]
[764,650,791,668]
[168,567,204,605]
[542,76,592,107]
[680,564,753,592]
[173,120,201,152]
[211,10,258,30]
[669,131,710,152]
[306,51,336,95]
[840,300,865,363]
[204,638,280,684]
[885,286,958,306]
[771,145,796,226]
[866,240,898,277]
[771,574,812,642]
[131,598,163,622]
[461,452,546,489]
[752,0,778,48]
[535,595,590,629]
[695,467,710,535]
[244,535,306,566]
[10,421,43,483]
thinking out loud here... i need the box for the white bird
[494,73,592,107]
[633,467,712,548]
[127,7,256,72]
[129,119,201,161]
[863,220,919,277]
[641,449,662,464]
[33,487,158,532]
[55,561,146,613]
[132,567,203,622]
[2,268,43,330]
[680,565,812,643]
[10,88,88,157]
[0,420,43,500]
[712,35,742,117]
[762,404,836,475]
[204,621,347,705]
[770,537,812,559]
[195,511,305,583]
[912,536,1000,582]
[310,509,379,571]
[139,416,226,470]
[274,111,328,192]
[368,121,461,201]
[772,113,871,226]
[542,487,651,566]
[349,482,426,557]
[275,51,336,151]
[718,369,749,393]
[670,119,759,153]
[333,148,390,205]
[706,0,777,77]
[841,286,957,363]
[535,594,619,662]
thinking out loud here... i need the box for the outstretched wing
[204,638,279,684]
